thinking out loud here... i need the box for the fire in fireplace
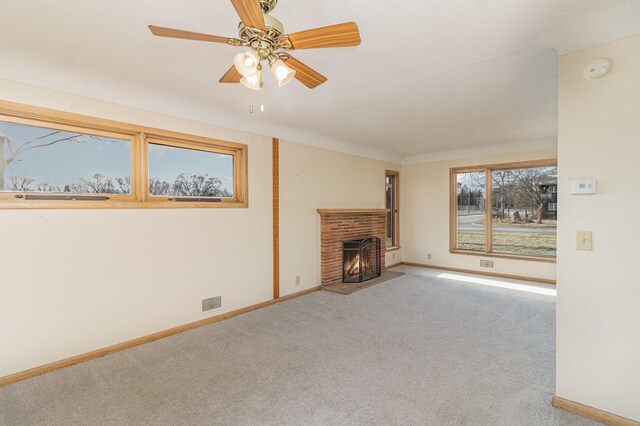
[343,236,381,283]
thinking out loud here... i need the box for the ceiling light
[270,59,296,87]
[234,50,260,77]
[240,68,262,91]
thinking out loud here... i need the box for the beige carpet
[0,266,595,426]
[322,270,405,294]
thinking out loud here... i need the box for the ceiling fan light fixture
[148,2,361,90]
[234,50,260,77]
[240,68,263,90]
[270,59,296,87]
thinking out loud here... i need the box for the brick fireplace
[317,209,388,286]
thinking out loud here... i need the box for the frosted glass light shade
[270,59,296,87]
[240,69,262,91]
[234,50,260,77]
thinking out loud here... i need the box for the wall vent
[202,296,222,312]
[480,260,495,268]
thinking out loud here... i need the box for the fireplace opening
[343,236,381,283]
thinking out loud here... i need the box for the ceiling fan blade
[283,22,361,50]
[230,0,266,31]
[219,66,243,83]
[282,55,327,89]
[149,26,235,44]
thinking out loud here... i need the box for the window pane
[491,166,557,257]
[386,175,394,247]
[0,120,131,194]
[456,171,486,251]
[148,143,234,198]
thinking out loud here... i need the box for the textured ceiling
[1,0,639,161]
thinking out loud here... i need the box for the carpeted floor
[0,266,596,426]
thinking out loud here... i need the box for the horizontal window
[0,101,248,208]
[451,160,557,261]
[1,119,134,200]
[147,142,234,200]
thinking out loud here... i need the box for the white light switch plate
[576,231,593,251]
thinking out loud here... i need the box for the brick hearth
[317,209,388,286]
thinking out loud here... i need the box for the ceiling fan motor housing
[238,12,284,60]
[238,13,284,36]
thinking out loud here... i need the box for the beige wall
[0,80,273,377]
[402,149,557,281]
[279,140,401,296]
[0,80,401,377]
[557,34,640,421]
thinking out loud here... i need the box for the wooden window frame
[385,170,400,250]
[0,100,248,209]
[449,159,557,263]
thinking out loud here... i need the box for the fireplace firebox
[342,236,381,283]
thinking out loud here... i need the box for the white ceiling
[1,0,639,162]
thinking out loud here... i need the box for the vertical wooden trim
[272,138,280,300]
[234,145,249,207]
[485,168,492,253]
[137,133,148,202]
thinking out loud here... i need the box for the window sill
[449,249,556,264]
[0,200,248,210]
[386,246,401,252]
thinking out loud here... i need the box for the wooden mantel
[317,209,389,215]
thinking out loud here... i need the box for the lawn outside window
[0,100,248,209]
[450,159,557,262]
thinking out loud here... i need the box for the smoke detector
[584,58,612,80]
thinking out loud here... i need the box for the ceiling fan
[148,0,361,90]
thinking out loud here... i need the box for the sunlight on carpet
[437,272,557,296]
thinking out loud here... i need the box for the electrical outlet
[392,252,396,259]
[480,260,494,268]
[295,275,301,285]
[202,296,221,312]
[427,254,432,260]
[576,231,593,251]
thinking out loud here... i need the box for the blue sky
[148,143,233,192]
[1,121,130,189]
[1,121,233,193]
